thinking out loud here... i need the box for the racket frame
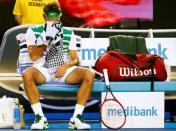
[100,69,126,129]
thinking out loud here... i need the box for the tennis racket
[100,69,126,129]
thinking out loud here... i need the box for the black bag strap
[108,51,135,66]
[109,51,156,69]
[150,67,155,91]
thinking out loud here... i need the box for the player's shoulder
[28,24,45,33]
[62,27,74,35]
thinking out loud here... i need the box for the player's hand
[55,64,70,78]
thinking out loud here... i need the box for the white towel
[45,21,63,46]
[16,33,33,73]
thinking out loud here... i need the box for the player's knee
[22,68,34,82]
[84,69,95,83]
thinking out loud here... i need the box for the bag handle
[109,51,135,66]
[133,62,155,69]
[133,54,156,69]
[109,51,156,69]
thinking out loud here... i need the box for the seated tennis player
[22,2,95,130]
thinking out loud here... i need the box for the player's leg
[64,66,95,129]
[22,66,50,129]
[65,67,95,105]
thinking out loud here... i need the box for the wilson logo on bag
[119,67,156,77]
[95,51,167,81]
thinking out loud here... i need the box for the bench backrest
[0,25,30,73]
[0,25,82,73]
[1,25,176,73]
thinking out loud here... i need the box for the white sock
[31,103,44,117]
[72,104,85,118]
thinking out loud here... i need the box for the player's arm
[55,50,79,78]
[26,27,47,61]
[67,50,79,67]
[66,31,80,67]
[28,45,47,61]
[55,30,79,78]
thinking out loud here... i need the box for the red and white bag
[95,51,167,81]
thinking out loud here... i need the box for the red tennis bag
[95,51,167,81]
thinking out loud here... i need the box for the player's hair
[43,2,61,17]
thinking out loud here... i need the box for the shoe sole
[31,123,49,130]
[68,124,77,130]
[68,125,90,130]
[43,124,49,129]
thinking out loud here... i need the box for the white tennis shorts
[33,65,77,83]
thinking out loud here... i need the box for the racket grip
[89,67,103,77]
[103,69,110,86]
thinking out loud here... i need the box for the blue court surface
[0,128,176,131]
[0,122,176,131]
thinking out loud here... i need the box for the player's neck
[46,17,60,22]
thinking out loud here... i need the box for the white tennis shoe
[31,114,49,130]
[68,114,91,130]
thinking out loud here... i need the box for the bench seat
[154,81,176,92]
[37,81,176,93]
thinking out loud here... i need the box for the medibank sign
[101,92,164,128]
[108,106,158,117]
[145,38,176,66]
[81,48,106,60]
[79,38,176,66]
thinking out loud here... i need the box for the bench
[37,81,176,93]
[1,25,176,96]
[1,25,176,95]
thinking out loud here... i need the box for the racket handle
[103,69,110,86]
[89,67,104,77]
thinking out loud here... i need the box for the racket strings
[101,99,126,129]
